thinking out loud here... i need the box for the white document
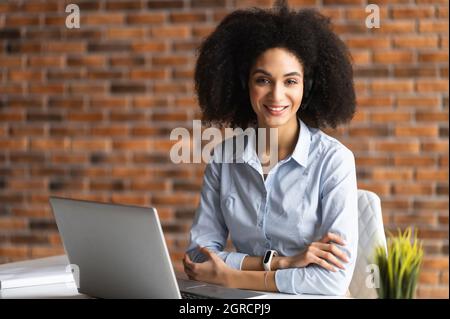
[0,256,76,290]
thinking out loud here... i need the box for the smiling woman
[185,0,358,296]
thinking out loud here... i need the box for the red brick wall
[0,0,448,298]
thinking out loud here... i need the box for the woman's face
[248,47,304,128]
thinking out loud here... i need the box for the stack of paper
[0,256,75,290]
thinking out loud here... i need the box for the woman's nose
[269,82,285,101]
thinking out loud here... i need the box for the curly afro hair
[194,0,356,129]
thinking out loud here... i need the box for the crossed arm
[183,232,349,293]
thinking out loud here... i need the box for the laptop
[49,197,266,299]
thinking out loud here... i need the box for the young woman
[183,1,358,296]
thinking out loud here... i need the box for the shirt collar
[234,118,311,168]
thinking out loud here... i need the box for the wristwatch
[263,250,278,271]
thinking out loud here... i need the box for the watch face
[263,251,271,263]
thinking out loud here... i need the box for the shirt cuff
[222,252,249,270]
[275,268,302,294]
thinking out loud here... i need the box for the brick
[29,83,64,94]
[152,194,198,206]
[191,0,226,7]
[83,13,125,25]
[355,156,391,166]
[8,70,43,82]
[0,111,25,122]
[109,56,145,67]
[345,7,388,20]
[419,271,440,285]
[395,126,439,137]
[131,41,167,53]
[67,55,106,67]
[106,28,146,39]
[30,246,65,259]
[130,69,168,80]
[0,217,28,230]
[90,153,127,165]
[152,56,190,66]
[51,154,88,165]
[393,155,436,167]
[422,141,448,153]
[354,66,389,77]
[348,126,389,136]
[151,26,191,38]
[192,25,215,38]
[69,83,107,94]
[152,83,188,94]
[127,13,166,24]
[381,199,411,210]
[47,70,84,81]
[373,50,413,64]
[393,213,437,227]
[419,229,449,240]
[0,55,22,67]
[394,36,439,48]
[112,140,152,151]
[371,80,414,93]
[90,180,125,192]
[397,97,440,108]
[0,246,29,259]
[8,179,47,191]
[9,152,45,164]
[6,15,40,26]
[109,111,149,122]
[88,42,130,52]
[346,38,390,49]
[0,28,20,39]
[416,111,448,122]
[30,138,71,151]
[0,84,23,95]
[130,180,170,192]
[356,182,391,196]
[170,12,207,23]
[91,125,129,137]
[47,42,86,53]
[356,96,393,108]
[72,139,111,151]
[419,21,449,33]
[394,66,437,78]
[374,141,420,153]
[391,7,435,19]
[370,112,411,123]
[87,70,123,80]
[111,194,150,206]
[372,169,414,181]
[111,83,146,94]
[67,112,104,122]
[416,286,449,299]
[112,167,152,178]
[416,169,449,182]
[417,79,449,92]
[371,21,415,34]
[105,1,143,10]
[414,199,448,210]
[147,1,184,9]
[28,56,65,68]
[350,51,371,64]
[393,184,433,196]
[0,139,28,151]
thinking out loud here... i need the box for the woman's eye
[256,78,270,85]
[286,79,298,86]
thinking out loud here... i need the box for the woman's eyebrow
[251,68,302,77]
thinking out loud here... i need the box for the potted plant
[374,227,424,299]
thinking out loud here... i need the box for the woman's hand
[282,232,350,272]
[183,246,236,287]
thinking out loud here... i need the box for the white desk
[0,255,346,299]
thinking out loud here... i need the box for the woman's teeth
[264,104,289,114]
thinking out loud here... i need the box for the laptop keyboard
[181,291,212,299]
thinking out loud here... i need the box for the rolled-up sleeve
[186,159,248,270]
[275,146,358,295]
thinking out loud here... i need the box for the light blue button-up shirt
[186,119,358,295]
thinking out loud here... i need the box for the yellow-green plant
[374,227,424,299]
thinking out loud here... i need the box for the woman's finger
[315,249,345,270]
[312,255,337,272]
[320,232,346,246]
[311,242,349,263]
